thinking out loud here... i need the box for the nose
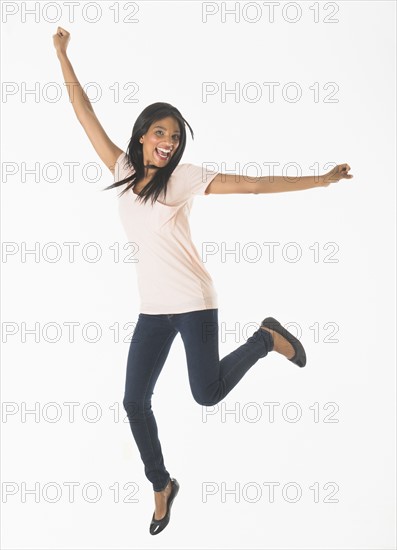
[160,136,174,147]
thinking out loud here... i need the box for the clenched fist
[321,164,353,186]
[53,26,71,56]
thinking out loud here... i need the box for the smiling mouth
[155,147,172,160]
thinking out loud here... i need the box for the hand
[321,163,353,187]
[53,26,71,56]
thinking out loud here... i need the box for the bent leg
[173,309,273,406]
[122,313,178,491]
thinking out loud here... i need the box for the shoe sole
[261,317,307,368]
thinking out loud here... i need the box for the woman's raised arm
[53,27,123,173]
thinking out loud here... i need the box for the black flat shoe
[261,317,307,368]
[149,477,180,536]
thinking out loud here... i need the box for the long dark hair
[103,102,194,206]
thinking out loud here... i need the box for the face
[139,116,181,173]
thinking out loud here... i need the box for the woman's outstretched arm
[206,164,353,194]
[53,27,123,173]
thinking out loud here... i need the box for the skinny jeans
[122,308,274,492]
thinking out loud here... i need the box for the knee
[192,393,220,407]
[123,398,152,420]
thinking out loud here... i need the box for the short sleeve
[114,152,134,183]
[185,163,219,195]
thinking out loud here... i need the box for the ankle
[155,479,171,495]
[260,326,275,351]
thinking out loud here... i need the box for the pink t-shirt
[114,152,219,314]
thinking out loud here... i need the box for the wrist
[56,50,68,61]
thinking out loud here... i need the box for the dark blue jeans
[122,308,273,492]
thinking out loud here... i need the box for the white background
[1,1,396,548]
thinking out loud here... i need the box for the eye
[155,130,180,141]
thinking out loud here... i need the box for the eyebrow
[154,125,180,134]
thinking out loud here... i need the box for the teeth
[156,147,171,159]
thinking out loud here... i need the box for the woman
[53,27,353,536]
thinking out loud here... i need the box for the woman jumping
[53,27,353,536]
